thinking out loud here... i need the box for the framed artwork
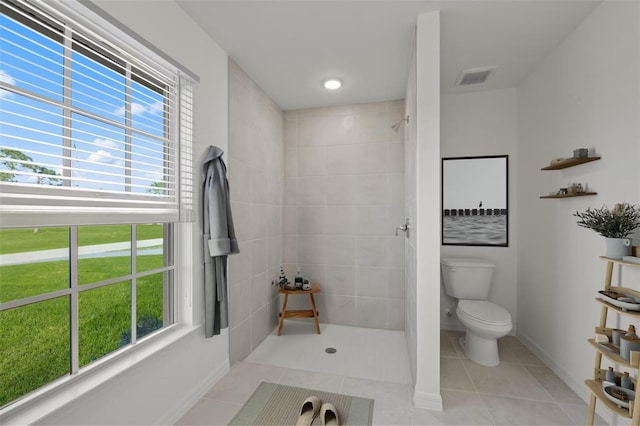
[441,155,508,247]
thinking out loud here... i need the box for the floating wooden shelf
[541,157,601,170]
[540,192,597,199]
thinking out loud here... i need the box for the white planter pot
[605,238,632,259]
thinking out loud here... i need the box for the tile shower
[282,101,406,331]
[228,60,284,363]
[227,59,407,364]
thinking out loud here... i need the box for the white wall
[517,2,639,423]
[440,89,518,332]
[282,101,406,330]
[413,10,443,411]
[405,31,419,385]
[227,60,283,363]
[26,1,232,424]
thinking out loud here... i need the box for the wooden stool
[277,283,320,335]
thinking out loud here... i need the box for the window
[0,0,196,409]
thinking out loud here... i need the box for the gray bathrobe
[202,146,239,337]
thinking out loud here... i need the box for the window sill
[0,324,201,425]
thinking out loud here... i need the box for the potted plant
[574,203,640,259]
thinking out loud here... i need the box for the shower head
[391,115,409,132]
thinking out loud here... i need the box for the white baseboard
[440,320,465,332]
[413,390,443,411]
[517,331,585,396]
[516,330,613,425]
[159,360,230,425]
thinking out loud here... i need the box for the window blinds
[0,0,197,226]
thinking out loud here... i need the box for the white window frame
[0,0,199,419]
[0,0,197,227]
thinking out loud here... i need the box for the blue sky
[0,12,167,194]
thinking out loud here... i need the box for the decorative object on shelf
[598,290,640,310]
[574,148,589,158]
[624,255,640,264]
[302,279,311,291]
[620,335,640,362]
[598,290,640,311]
[574,203,640,259]
[613,328,627,346]
[598,341,620,354]
[603,385,635,409]
[274,266,295,290]
[606,367,617,384]
[295,267,304,289]
[550,158,565,166]
[568,183,584,195]
[622,372,633,390]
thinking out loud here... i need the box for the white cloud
[131,102,148,115]
[148,100,164,114]
[93,138,119,149]
[87,149,116,164]
[87,138,124,166]
[0,70,16,99]
[114,100,164,117]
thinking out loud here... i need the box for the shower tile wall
[228,60,284,363]
[283,101,406,330]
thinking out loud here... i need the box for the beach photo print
[441,155,508,247]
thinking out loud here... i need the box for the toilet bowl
[456,300,512,366]
[440,257,513,367]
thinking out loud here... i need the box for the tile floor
[177,326,606,425]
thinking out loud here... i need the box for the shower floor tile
[244,321,412,384]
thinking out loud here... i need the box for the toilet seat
[458,300,511,326]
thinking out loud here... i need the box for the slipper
[295,396,321,426]
[320,402,339,426]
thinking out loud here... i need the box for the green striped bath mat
[229,382,374,425]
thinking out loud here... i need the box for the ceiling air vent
[456,66,497,86]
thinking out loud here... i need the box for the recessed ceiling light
[323,79,342,90]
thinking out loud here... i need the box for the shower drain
[325,347,337,354]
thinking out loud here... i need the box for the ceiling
[177,0,601,111]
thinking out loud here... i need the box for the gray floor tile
[480,394,574,425]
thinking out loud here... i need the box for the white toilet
[441,257,512,367]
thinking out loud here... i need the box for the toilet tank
[440,258,495,300]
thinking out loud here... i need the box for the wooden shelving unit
[586,257,640,425]
[540,156,600,198]
[541,156,601,170]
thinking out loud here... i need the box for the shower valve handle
[395,219,410,237]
